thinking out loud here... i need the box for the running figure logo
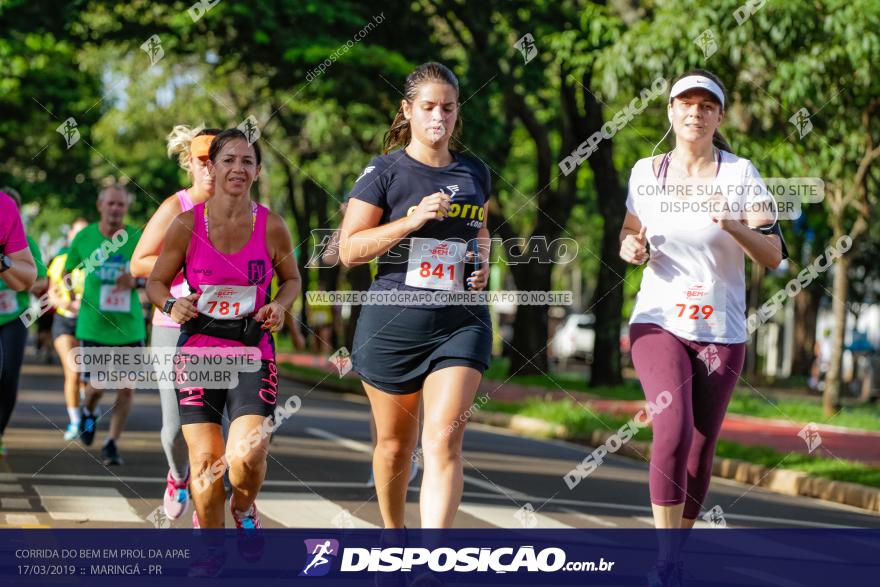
[702,505,727,528]
[328,347,352,377]
[248,260,266,285]
[145,506,171,529]
[789,108,813,138]
[697,344,721,375]
[693,29,718,59]
[797,423,822,453]
[514,503,538,528]
[514,33,538,64]
[140,34,164,66]
[238,115,261,145]
[56,117,80,149]
[299,539,339,577]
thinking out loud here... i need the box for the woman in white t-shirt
[619,69,785,580]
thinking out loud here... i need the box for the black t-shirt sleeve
[475,159,491,204]
[347,156,389,208]
[470,157,492,204]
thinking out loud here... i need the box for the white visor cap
[669,75,724,109]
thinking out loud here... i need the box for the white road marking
[5,513,40,526]
[565,510,619,527]
[458,503,574,529]
[259,492,378,528]
[34,485,143,523]
[305,427,372,453]
[1,497,31,510]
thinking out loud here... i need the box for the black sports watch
[0,254,11,273]
[162,297,177,315]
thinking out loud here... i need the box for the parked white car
[551,313,595,363]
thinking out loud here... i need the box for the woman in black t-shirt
[339,62,492,529]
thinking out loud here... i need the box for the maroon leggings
[630,322,745,519]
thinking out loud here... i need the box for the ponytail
[384,107,411,154]
[382,62,462,154]
[713,130,733,154]
[166,124,202,172]
[166,125,222,176]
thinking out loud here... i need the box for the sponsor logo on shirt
[441,184,460,197]
[406,201,485,222]
[356,166,375,182]
[248,259,266,285]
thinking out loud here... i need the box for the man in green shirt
[64,184,144,466]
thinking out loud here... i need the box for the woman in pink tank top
[132,126,220,523]
[147,129,301,545]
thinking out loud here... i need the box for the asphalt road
[2,359,878,529]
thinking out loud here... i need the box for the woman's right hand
[406,192,451,232]
[170,293,200,324]
[620,226,649,265]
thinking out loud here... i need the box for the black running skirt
[351,304,492,394]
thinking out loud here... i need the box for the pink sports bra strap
[176,188,194,212]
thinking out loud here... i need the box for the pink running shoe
[163,469,190,520]
[188,546,225,578]
[230,498,265,562]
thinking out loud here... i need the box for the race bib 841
[405,237,465,291]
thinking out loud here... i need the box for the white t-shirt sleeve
[741,160,776,226]
[625,163,641,216]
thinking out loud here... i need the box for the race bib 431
[0,290,18,315]
[99,284,131,313]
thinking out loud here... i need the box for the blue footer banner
[1,529,878,585]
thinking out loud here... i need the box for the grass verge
[483,398,880,489]
[485,358,880,431]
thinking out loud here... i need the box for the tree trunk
[587,156,627,386]
[508,261,552,376]
[580,71,627,387]
[588,213,627,386]
[823,253,850,415]
[745,261,765,378]
[281,159,312,342]
[791,283,821,377]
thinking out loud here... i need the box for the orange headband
[190,134,215,160]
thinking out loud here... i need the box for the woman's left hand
[467,265,489,291]
[255,301,286,332]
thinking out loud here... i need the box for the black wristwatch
[162,297,177,315]
[0,254,11,273]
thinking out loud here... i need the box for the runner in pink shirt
[147,129,300,565]
[132,125,219,521]
[0,190,38,458]
[0,191,36,291]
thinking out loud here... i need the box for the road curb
[468,411,880,514]
[278,368,880,515]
